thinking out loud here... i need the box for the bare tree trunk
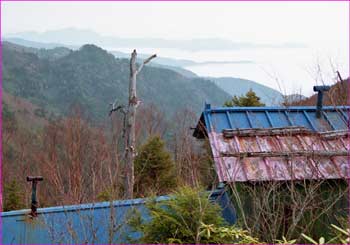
[124,50,156,199]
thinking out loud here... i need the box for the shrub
[3,180,25,211]
[302,224,350,244]
[134,135,177,196]
[128,186,258,244]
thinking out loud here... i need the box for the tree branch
[137,54,157,74]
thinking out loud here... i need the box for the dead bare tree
[124,50,156,199]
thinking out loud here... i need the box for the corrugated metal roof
[194,104,350,182]
[194,105,350,138]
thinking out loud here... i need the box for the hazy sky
[2,1,349,95]
[2,1,348,45]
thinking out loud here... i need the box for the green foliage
[224,88,265,107]
[134,136,177,196]
[3,180,25,211]
[301,224,350,244]
[274,236,297,244]
[128,186,260,243]
[97,188,113,202]
[199,222,260,244]
[128,186,230,243]
[96,185,122,202]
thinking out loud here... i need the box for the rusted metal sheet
[208,130,350,182]
[194,104,350,182]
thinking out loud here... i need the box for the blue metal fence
[1,188,236,244]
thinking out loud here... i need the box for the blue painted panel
[287,111,313,129]
[2,212,26,243]
[305,111,332,131]
[2,190,236,244]
[211,190,236,225]
[267,111,291,128]
[325,111,348,130]
[2,202,149,244]
[194,105,350,138]
[211,112,231,132]
[249,111,271,128]
[229,112,251,129]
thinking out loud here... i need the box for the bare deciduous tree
[136,103,168,143]
[35,111,121,206]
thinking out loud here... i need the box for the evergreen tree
[134,136,177,196]
[3,180,25,211]
[128,186,225,243]
[224,89,265,107]
[127,186,259,244]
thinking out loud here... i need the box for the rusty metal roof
[194,104,350,182]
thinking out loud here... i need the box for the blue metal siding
[268,111,291,128]
[211,112,231,132]
[305,111,332,131]
[249,111,272,128]
[195,105,350,136]
[2,199,153,244]
[325,111,348,130]
[288,111,314,130]
[229,112,252,129]
[1,189,236,244]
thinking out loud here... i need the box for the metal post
[313,85,330,118]
[27,176,43,217]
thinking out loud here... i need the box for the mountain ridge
[6,28,308,51]
[2,42,232,123]
[208,77,283,105]
[5,37,255,68]
[3,40,284,109]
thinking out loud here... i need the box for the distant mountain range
[3,38,284,104]
[3,41,72,60]
[5,37,254,68]
[3,37,77,50]
[5,28,307,51]
[2,42,233,123]
[208,77,284,105]
[110,49,253,67]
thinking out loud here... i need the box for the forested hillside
[4,39,286,106]
[2,42,226,210]
[2,42,231,122]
